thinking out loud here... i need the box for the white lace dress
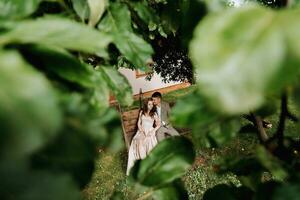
[126,114,158,175]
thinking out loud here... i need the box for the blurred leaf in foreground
[190,6,300,115]
[130,137,195,187]
[0,17,112,57]
[0,50,62,159]
[0,0,43,19]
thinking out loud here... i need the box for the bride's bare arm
[137,111,144,133]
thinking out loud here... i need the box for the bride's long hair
[141,98,157,118]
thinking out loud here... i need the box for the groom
[152,92,180,142]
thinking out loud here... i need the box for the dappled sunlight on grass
[82,150,137,200]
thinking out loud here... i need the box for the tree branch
[243,115,272,129]
[276,92,288,148]
[287,111,298,122]
[249,113,269,143]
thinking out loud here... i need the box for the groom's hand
[162,121,168,128]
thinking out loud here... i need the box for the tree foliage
[147,36,195,84]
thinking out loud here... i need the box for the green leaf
[254,181,281,200]
[110,191,125,200]
[180,0,207,47]
[273,182,300,200]
[0,0,43,19]
[170,91,218,129]
[279,8,300,60]
[71,0,90,21]
[90,74,110,111]
[0,16,112,57]
[98,66,133,106]
[256,145,288,181]
[203,184,253,200]
[31,127,97,188]
[189,6,290,115]
[88,0,106,27]
[158,25,168,38]
[20,45,96,88]
[31,97,123,189]
[131,0,160,30]
[98,2,153,68]
[208,119,241,146]
[151,0,168,4]
[218,156,264,190]
[131,137,195,187]
[152,179,189,200]
[0,162,82,200]
[219,156,263,176]
[97,108,125,153]
[20,45,111,111]
[0,50,62,158]
[254,96,278,117]
[59,94,120,147]
[201,0,231,12]
[171,91,240,147]
[290,0,300,8]
[160,0,183,35]
[292,78,300,110]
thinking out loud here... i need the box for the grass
[83,86,300,199]
[82,125,298,199]
[82,150,139,200]
[82,133,259,200]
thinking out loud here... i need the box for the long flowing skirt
[126,130,157,175]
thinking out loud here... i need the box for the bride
[126,98,161,175]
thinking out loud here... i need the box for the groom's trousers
[156,125,180,142]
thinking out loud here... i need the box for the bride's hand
[139,129,146,135]
[149,130,156,136]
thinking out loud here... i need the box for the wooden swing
[117,88,190,149]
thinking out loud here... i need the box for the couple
[126,92,180,175]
